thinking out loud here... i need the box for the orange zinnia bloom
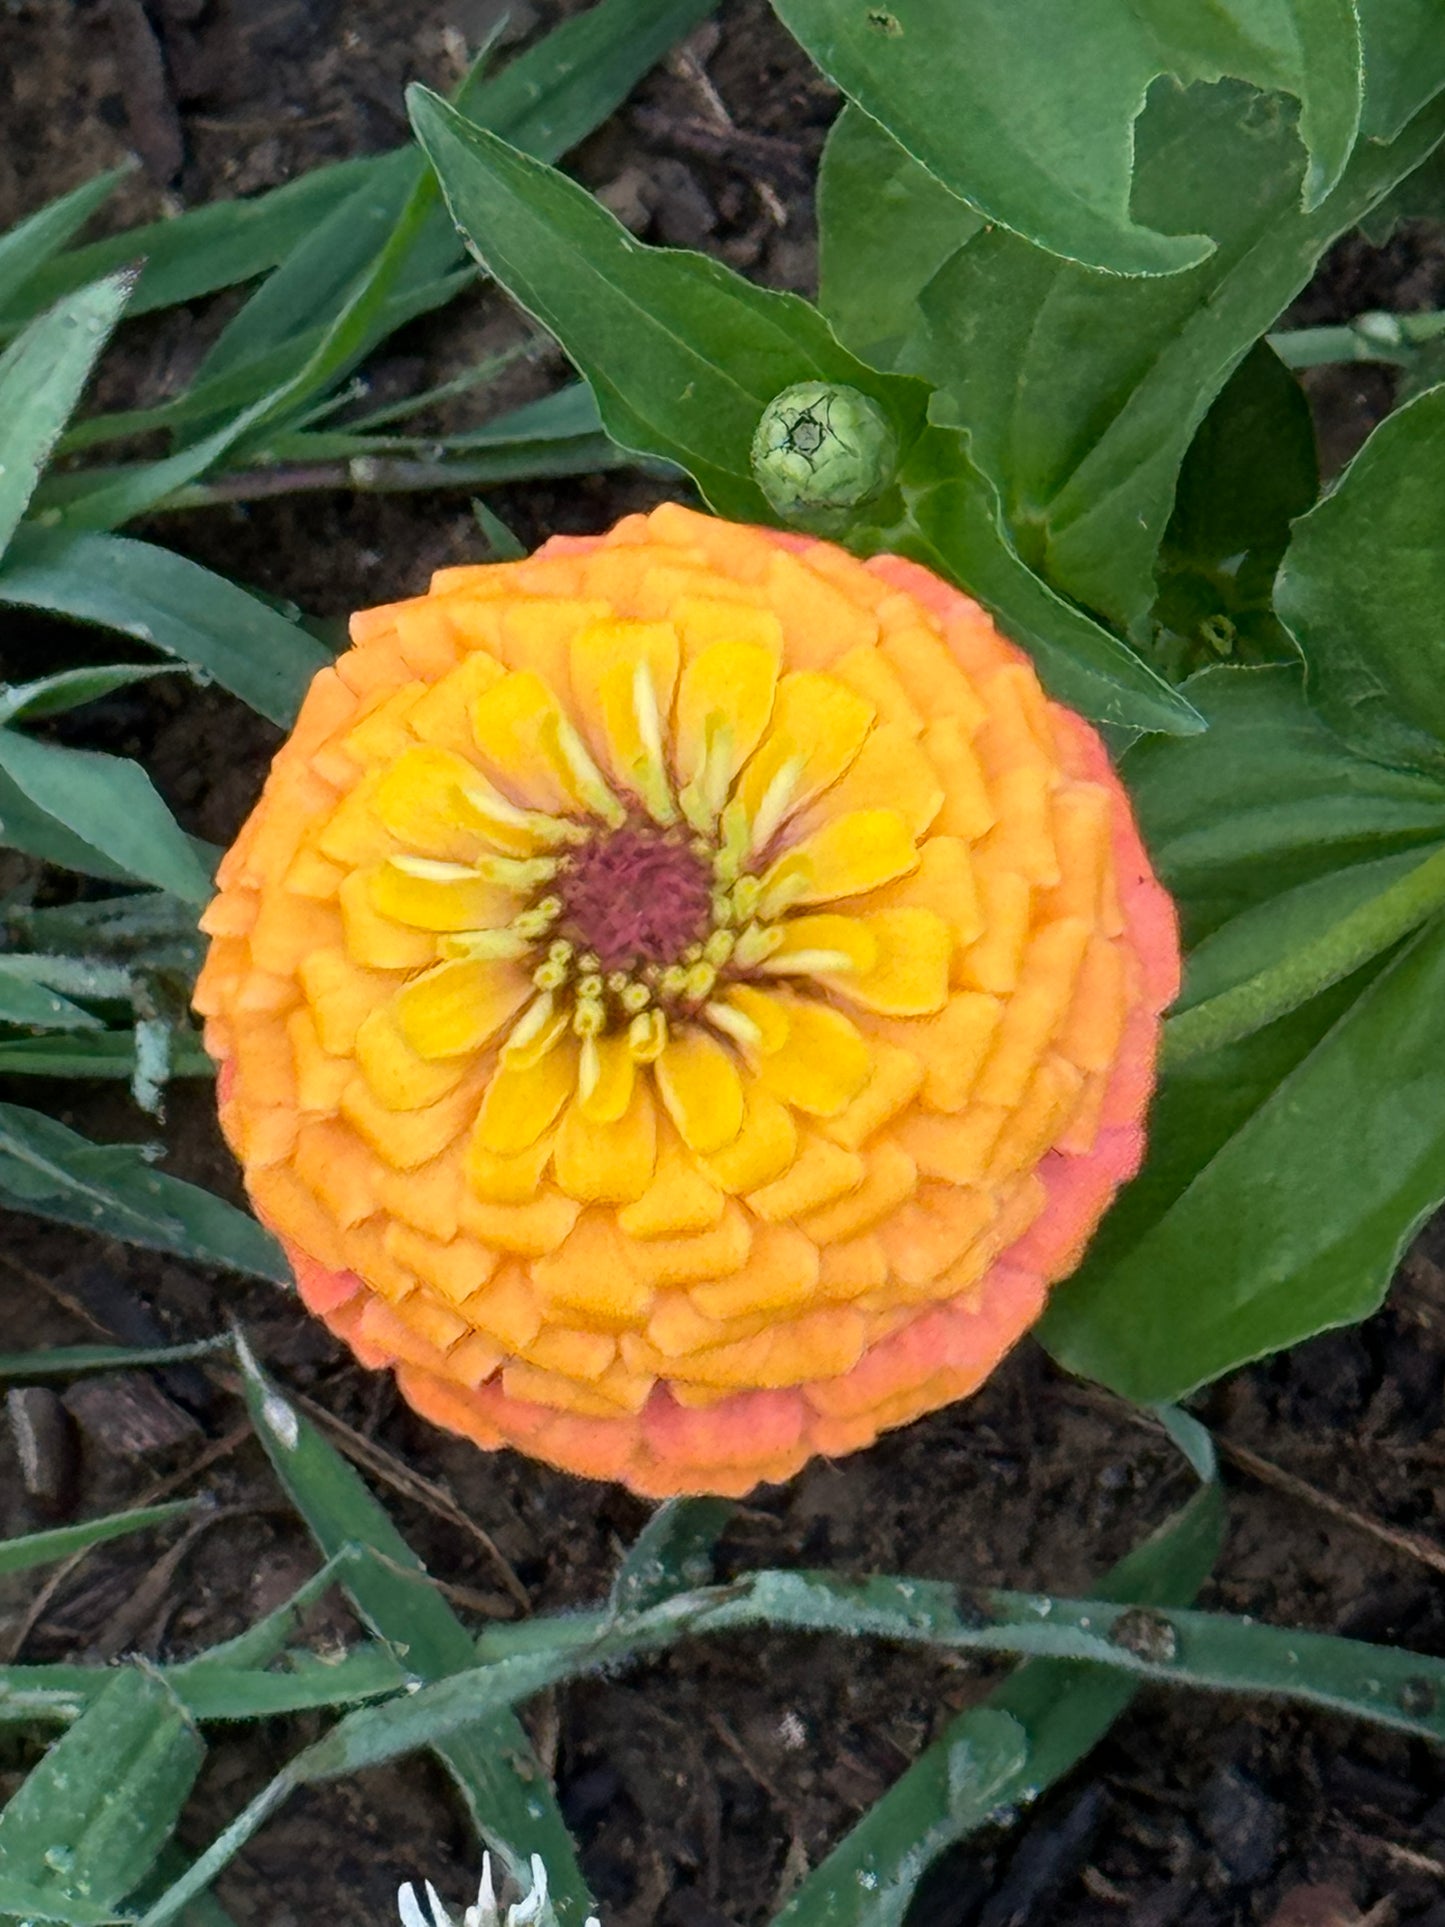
[196,505,1177,1496]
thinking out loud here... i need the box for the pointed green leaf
[902,444,1204,735]
[0,1501,194,1577]
[1042,666,1445,1400]
[0,1667,203,1922]
[0,1100,287,1282]
[408,86,929,521]
[0,272,132,560]
[235,1341,594,1925]
[0,528,330,726]
[0,168,130,311]
[0,728,211,902]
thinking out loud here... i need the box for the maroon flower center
[556,820,714,973]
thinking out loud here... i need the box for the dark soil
[4,8,1445,1926]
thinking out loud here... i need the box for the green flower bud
[750,381,898,524]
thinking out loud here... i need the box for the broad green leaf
[0,761,133,879]
[1045,916,1445,1400]
[0,1667,203,1922]
[1152,341,1317,678]
[1166,842,1445,1061]
[408,87,929,522]
[0,1501,193,1576]
[915,77,1445,639]
[0,727,211,902]
[235,1341,594,1925]
[816,103,982,364]
[1357,0,1445,138]
[772,1477,1223,1927]
[901,442,1204,735]
[770,0,1362,275]
[1042,666,1445,1400]
[0,167,130,312]
[0,527,330,726]
[0,272,131,560]
[1119,666,1445,941]
[0,1100,288,1282]
[1275,381,1445,776]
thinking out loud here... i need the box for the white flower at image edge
[398,1851,600,1927]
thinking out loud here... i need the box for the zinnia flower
[195,505,1177,1496]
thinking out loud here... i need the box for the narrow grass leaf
[141,1546,1445,1927]
[0,528,330,726]
[0,168,130,311]
[0,158,378,332]
[0,1030,212,1081]
[234,1339,594,1925]
[0,968,100,1032]
[0,1337,228,1380]
[0,1500,193,1576]
[0,727,212,902]
[0,1100,288,1281]
[0,662,175,726]
[0,1666,203,1922]
[770,1477,1223,1927]
[0,271,132,560]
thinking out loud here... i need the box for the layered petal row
[196,505,1178,1496]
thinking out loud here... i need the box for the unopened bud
[750,381,898,524]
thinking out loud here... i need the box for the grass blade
[0,271,131,560]
[235,1340,595,1924]
[0,728,212,902]
[0,1100,288,1282]
[0,1666,203,1923]
[770,1481,1224,1927]
[610,1498,735,1614]
[0,159,379,333]
[0,169,131,311]
[0,1500,194,1576]
[0,528,330,726]
[0,1337,228,1380]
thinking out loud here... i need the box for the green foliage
[772,0,1363,273]
[0,1668,204,1924]
[1276,381,1445,773]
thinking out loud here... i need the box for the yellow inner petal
[394,957,528,1059]
[763,808,919,909]
[654,1028,746,1153]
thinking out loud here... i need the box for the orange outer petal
[202,512,1178,1499]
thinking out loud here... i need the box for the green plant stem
[1165,841,1445,1066]
[1269,308,1445,368]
